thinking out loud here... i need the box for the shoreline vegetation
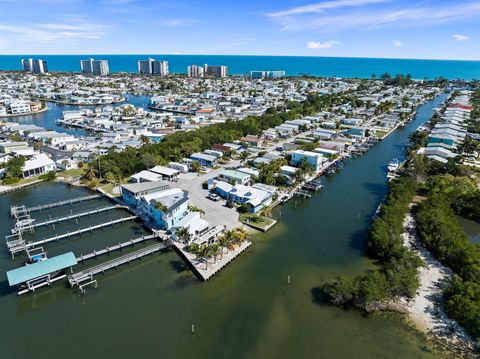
[319,90,480,356]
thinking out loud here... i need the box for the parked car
[208,193,220,201]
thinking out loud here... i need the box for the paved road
[177,160,241,229]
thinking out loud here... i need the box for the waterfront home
[428,133,458,146]
[55,158,78,170]
[139,188,189,230]
[215,181,272,213]
[120,181,171,207]
[190,153,218,167]
[149,165,180,181]
[422,146,457,163]
[173,211,210,240]
[314,148,339,158]
[290,150,324,172]
[217,169,251,186]
[280,165,298,183]
[345,127,366,138]
[22,153,56,178]
[130,170,163,183]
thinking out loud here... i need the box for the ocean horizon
[1,54,479,80]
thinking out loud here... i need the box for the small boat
[387,159,400,172]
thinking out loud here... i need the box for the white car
[208,193,220,201]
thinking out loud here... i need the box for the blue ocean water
[0,54,479,80]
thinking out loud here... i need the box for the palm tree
[239,151,250,164]
[189,243,202,258]
[232,227,249,245]
[217,235,230,258]
[139,135,151,146]
[176,226,192,244]
[209,244,221,264]
[294,168,305,183]
[83,162,97,181]
[200,245,212,270]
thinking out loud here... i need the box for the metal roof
[7,252,77,286]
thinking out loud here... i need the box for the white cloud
[452,34,470,41]
[0,20,111,44]
[307,40,341,49]
[268,2,480,32]
[268,0,389,18]
[393,40,403,47]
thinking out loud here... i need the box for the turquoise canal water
[4,94,151,137]
[0,94,451,359]
[1,55,480,80]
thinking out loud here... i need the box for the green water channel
[0,94,452,359]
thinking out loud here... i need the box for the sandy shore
[401,209,476,353]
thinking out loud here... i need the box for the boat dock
[68,240,172,287]
[11,194,102,216]
[302,180,324,191]
[76,233,159,262]
[23,205,120,231]
[6,215,138,257]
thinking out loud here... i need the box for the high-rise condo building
[188,64,227,78]
[187,64,205,78]
[137,58,169,76]
[204,64,228,78]
[80,58,110,76]
[21,58,48,74]
[250,70,286,79]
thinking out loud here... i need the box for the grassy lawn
[240,213,275,230]
[375,130,388,139]
[99,183,120,197]
[60,168,85,177]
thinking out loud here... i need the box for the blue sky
[0,0,479,59]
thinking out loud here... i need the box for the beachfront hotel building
[137,58,169,76]
[187,64,227,78]
[80,58,110,76]
[21,58,48,74]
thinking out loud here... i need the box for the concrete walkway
[173,240,251,281]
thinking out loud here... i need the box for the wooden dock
[7,216,138,257]
[68,240,172,286]
[76,234,159,262]
[26,216,138,248]
[13,194,102,215]
[28,205,119,229]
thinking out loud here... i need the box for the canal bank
[0,94,454,359]
[1,94,151,137]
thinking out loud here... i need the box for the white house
[22,153,56,178]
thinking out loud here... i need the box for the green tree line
[320,177,421,311]
[415,175,480,340]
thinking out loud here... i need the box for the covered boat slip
[6,252,77,295]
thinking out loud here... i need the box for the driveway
[177,160,241,229]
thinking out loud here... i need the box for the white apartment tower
[80,58,110,76]
[137,58,169,76]
[21,58,48,74]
